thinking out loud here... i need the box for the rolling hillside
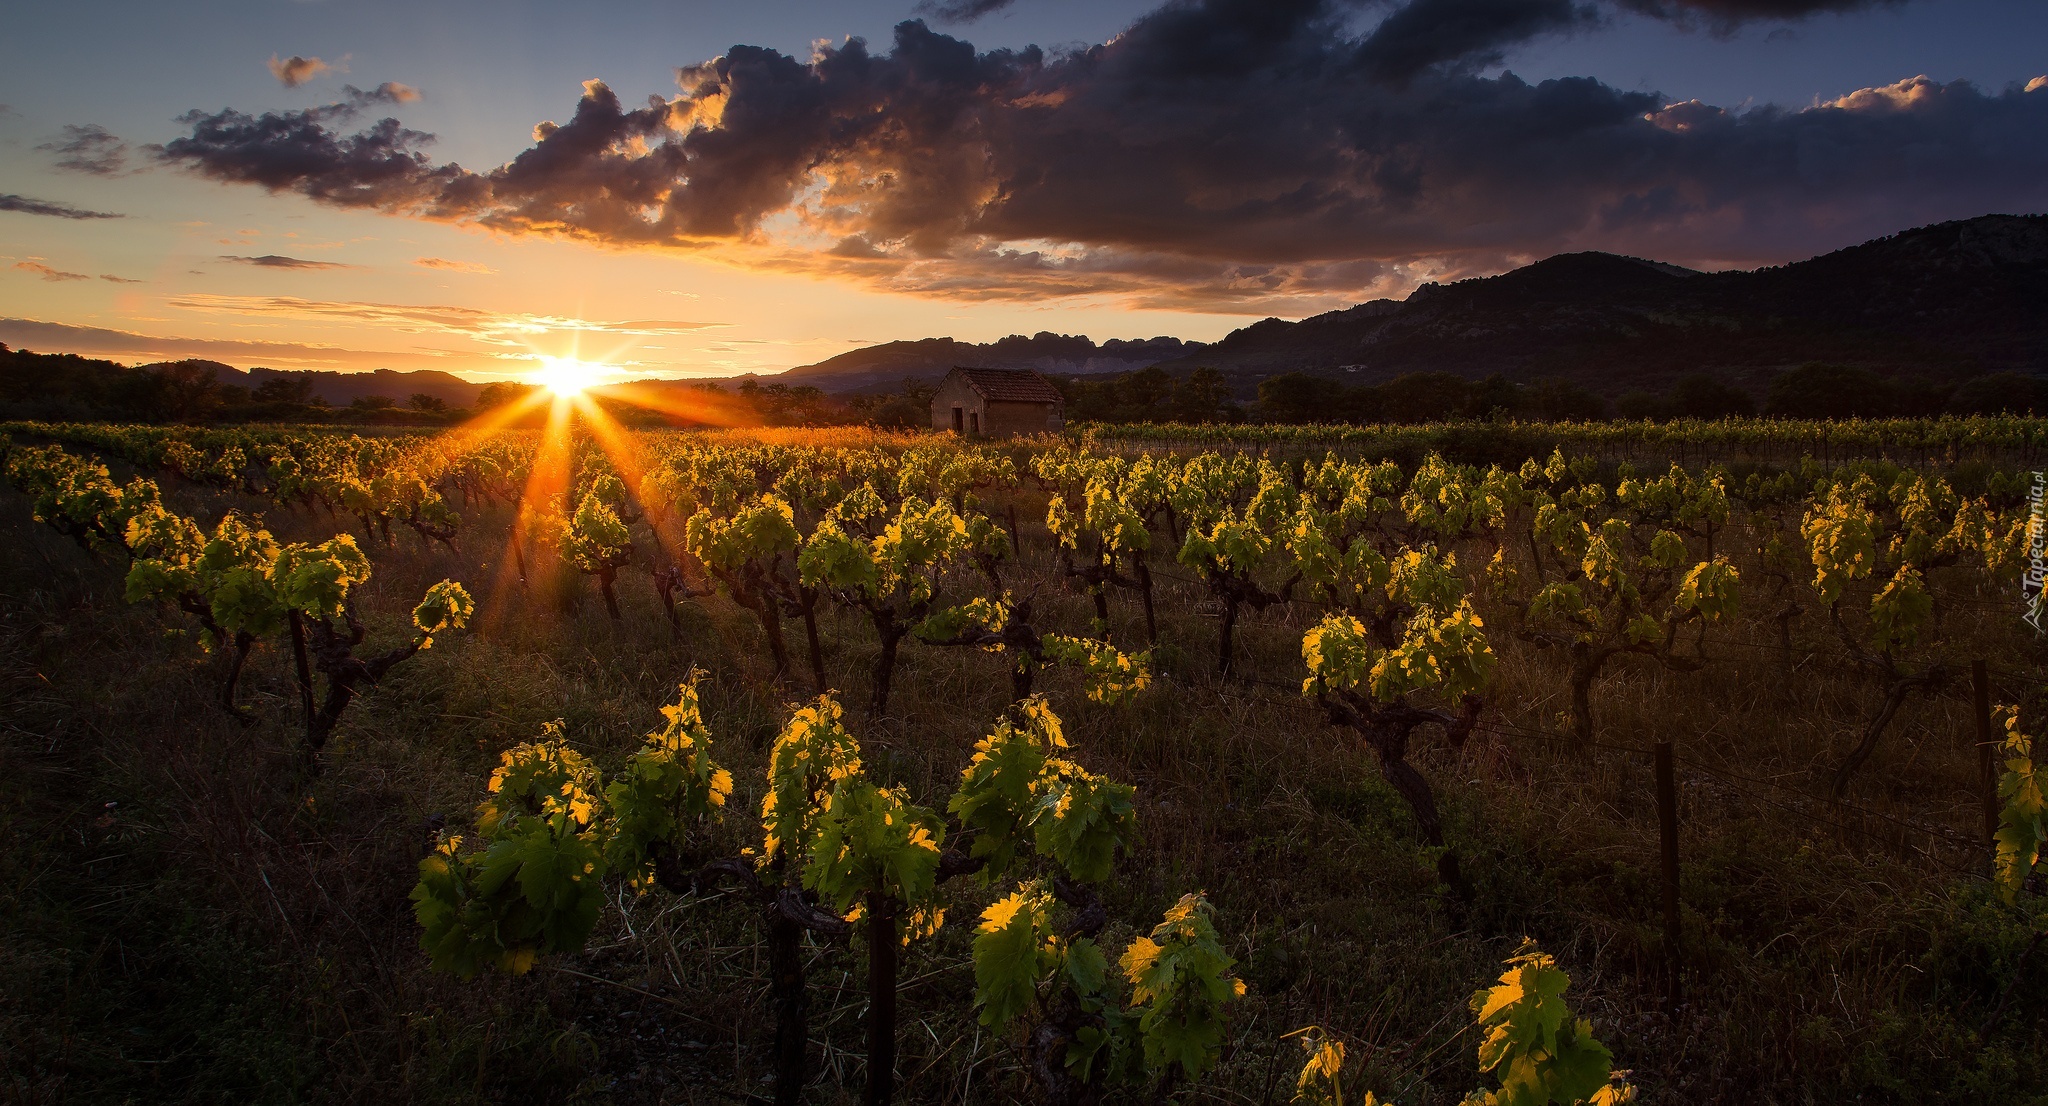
[1149,214,2048,395]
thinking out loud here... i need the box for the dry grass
[2,450,2046,1106]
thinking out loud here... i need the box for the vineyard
[1,415,2046,1105]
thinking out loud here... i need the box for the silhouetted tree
[1668,374,1755,419]
[1947,372,2047,416]
[1257,372,1346,423]
[1465,374,1524,419]
[1528,378,1606,421]
[475,381,537,409]
[1170,366,1233,422]
[1379,372,1469,422]
[146,361,226,421]
[1766,363,1895,418]
[255,372,317,405]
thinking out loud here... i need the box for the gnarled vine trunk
[870,613,906,716]
[767,907,808,1106]
[1133,559,1158,646]
[864,892,899,1106]
[1831,668,1943,796]
[1321,692,1482,892]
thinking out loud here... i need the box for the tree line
[7,341,2043,430]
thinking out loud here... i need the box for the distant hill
[781,332,1205,393]
[150,364,490,408]
[1152,214,2048,396]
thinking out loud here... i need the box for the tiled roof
[953,367,1063,404]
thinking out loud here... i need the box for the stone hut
[929,367,1065,437]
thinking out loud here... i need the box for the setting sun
[533,356,608,397]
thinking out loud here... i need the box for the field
[2,415,2046,1106]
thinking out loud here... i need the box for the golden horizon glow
[533,356,609,397]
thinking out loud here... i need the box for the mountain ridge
[779,332,1205,392]
[1150,214,2048,395]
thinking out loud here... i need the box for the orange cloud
[414,256,496,274]
[268,54,332,87]
[12,260,89,282]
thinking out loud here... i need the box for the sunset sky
[1,0,2044,383]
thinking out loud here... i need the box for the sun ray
[479,390,579,632]
[593,379,762,429]
[569,391,680,554]
[423,384,551,459]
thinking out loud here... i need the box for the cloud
[414,256,495,273]
[38,124,128,175]
[348,81,420,106]
[269,54,333,87]
[0,314,743,377]
[219,254,359,270]
[100,274,146,284]
[915,0,1020,23]
[0,317,438,370]
[13,261,90,282]
[165,292,724,343]
[160,1,2048,309]
[0,193,123,220]
[1616,0,1901,26]
[1358,0,1600,81]
[157,90,470,211]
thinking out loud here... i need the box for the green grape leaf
[1032,763,1139,884]
[1119,893,1243,1081]
[1674,558,1741,622]
[604,675,734,884]
[972,881,1056,1027]
[1042,634,1152,704]
[1064,936,1109,997]
[801,776,946,936]
[1292,1031,1348,1106]
[1867,565,1932,651]
[1468,939,1631,1106]
[477,722,603,838]
[413,579,475,642]
[947,704,1055,879]
[763,695,862,864]
[275,534,373,620]
[1993,707,2047,904]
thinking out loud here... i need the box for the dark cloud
[0,193,123,219]
[100,273,146,284]
[159,0,2048,308]
[914,0,1020,23]
[1357,0,1600,81]
[38,124,129,175]
[13,261,90,282]
[1618,0,1900,26]
[158,90,472,211]
[220,254,358,270]
[269,54,333,87]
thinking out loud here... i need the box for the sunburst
[533,355,608,397]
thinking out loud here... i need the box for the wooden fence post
[1654,740,1682,1013]
[1974,660,1998,858]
